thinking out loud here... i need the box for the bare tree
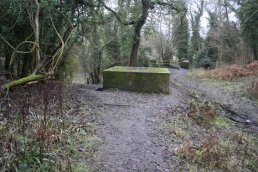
[104,0,185,66]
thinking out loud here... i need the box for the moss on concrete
[103,66,170,94]
[104,66,170,73]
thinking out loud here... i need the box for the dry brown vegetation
[193,61,258,80]
[192,61,258,99]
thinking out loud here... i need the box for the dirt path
[94,83,184,171]
[170,69,258,130]
[77,69,258,171]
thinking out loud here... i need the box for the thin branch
[244,10,258,23]
[0,33,37,55]
[9,41,41,66]
[103,4,136,25]
[48,15,65,74]
[48,13,73,74]
[156,0,185,13]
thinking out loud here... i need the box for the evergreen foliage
[238,0,258,60]
[172,1,189,61]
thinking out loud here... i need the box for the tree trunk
[190,0,204,56]
[1,74,48,90]
[129,0,150,66]
[21,54,32,77]
[34,0,41,72]
[4,45,12,79]
[253,44,258,60]
[129,29,141,66]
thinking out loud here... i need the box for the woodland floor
[1,69,258,171]
[75,68,258,171]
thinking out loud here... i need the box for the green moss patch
[104,66,170,73]
[212,116,233,127]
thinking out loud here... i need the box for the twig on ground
[104,103,130,107]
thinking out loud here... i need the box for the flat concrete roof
[104,66,170,74]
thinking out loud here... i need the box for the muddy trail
[73,68,258,171]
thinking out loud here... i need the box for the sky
[198,0,239,37]
[106,0,239,37]
[152,0,239,37]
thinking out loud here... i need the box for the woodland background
[0,0,257,86]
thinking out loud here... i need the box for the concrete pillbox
[103,66,170,94]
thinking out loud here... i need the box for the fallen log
[221,105,251,124]
[1,74,49,90]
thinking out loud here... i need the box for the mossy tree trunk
[1,74,48,90]
[129,0,150,66]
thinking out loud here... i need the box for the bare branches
[48,14,66,74]
[103,0,186,27]
[9,40,40,66]
[0,34,31,54]
[156,0,186,13]
[0,33,37,67]
[103,4,136,25]
[190,0,204,28]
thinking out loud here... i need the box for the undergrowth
[0,81,100,171]
[165,91,258,171]
[187,90,219,127]
[192,61,258,100]
[192,61,258,80]
[175,129,258,171]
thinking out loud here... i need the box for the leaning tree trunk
[129,0,150,66]
[1,74,48,90]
